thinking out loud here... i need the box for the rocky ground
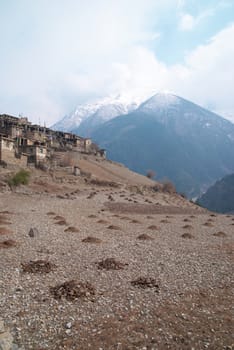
[0,159,233,350]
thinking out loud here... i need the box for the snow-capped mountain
[52,95,139,135]
[91,93,234,198]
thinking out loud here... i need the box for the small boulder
[28,228,39,238]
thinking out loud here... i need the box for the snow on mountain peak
[139,92,181,112]
[52,95,139,132]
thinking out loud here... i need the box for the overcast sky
[0,0,234,125]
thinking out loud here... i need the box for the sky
[0,0,234,125]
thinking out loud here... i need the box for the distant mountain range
[197,173,234,213]
[54,92,234,198]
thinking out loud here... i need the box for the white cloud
[179,13,196,31]
[0,1,233,125]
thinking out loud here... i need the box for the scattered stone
[21,260,56,273]
[28,227,39,238]
[50,280,95,301]
[96,258,128,270]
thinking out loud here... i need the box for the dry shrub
[82,236,102,243]
[89,179,120,188]
[54,215,65,221]
[131,277,159,290]
[0,227,13,235]
[0,239,17,248]
[182,225,193,229]
[137,234,154,241]
[50,280,95,301]
[55,220,67,226]
[162,180,176,194]
[131,219,141,224]
[21,260,56,273]
[88,214,97,218]
[147,225,159,230]
[160,219,170,223]
[96,258,128,270]
[181,233,194,239]
[203,222,214,227]
[47,211,56,216]
[210,214,217,217]
[64,226,79,233]
[97,219,108,224]
[213,231,227,237]
[146,170,156,179]
[183,218,191,222]
[107,225,121,230]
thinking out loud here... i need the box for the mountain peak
[139,92,181,112]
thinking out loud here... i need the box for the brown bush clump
[160,219,170,223]
[107,225,121,230]
[131,277,159,290]
[82,236,102,243]
[131,219,141,224]
[97,219,108,224]
[203,222,214,227]
[55,220,67,226]
[0,239,17,248]
[182,225,193,229]
[50,280,95,301]
[213,231,227,237]
[96,258,128,270]
[64,226,79,233]
[53,215,65,221]
[137,234,154,241]
[21,260,56,274]
[147,225,159,230]
[47,211,56,216]
[88,214,97,218]
[181,233,194,239]
[161,181,176,193]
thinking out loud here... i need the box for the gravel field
[0,167,233,350]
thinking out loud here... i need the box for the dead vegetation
[213,231,227,237]
[96,258,128,270]
[182,225,193,229]
[50,280,95,301]
[82,236,102,243]
[55,220,67,226]
[181,233,194,239]
[147,225,159,230]
[107,225,121,230]
[137,234,154,241]
[131,277,159,290]
[64,226,79,233]
[0,239,17,248]
[21,260,56,274]
[203,222,214,227]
